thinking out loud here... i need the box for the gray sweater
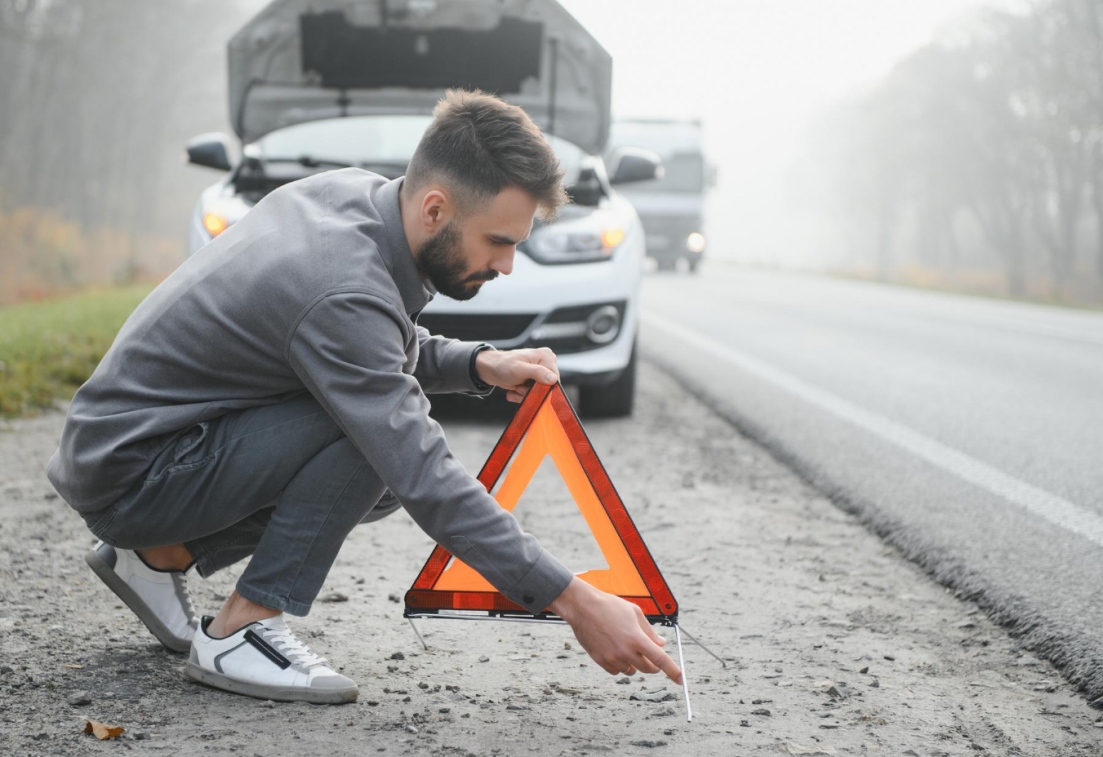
[46,169,573,614]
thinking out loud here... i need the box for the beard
[415,220,498,301]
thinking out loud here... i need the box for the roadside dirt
[2,362,1102,756]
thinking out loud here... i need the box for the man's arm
[288,291,572,614]
[412,325,492,395]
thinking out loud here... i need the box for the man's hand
[475,347,560,403]
[549,577,683,684]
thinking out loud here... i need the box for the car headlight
[522,225,627,264]
[200,195,250,239]
[686,232,706,253]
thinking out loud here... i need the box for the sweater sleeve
[412,324,493,396]
[287,291,573,613]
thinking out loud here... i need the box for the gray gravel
[1,363,1102,755]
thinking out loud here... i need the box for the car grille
[416,313,537,343]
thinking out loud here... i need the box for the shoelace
[262,626,328,668]
[170,572,197,625]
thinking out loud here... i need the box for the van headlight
[522,225,626,264]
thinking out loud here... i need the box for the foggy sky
[560,0,1013,265]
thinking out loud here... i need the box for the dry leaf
[83,719,125,740]
[63,664,84,669]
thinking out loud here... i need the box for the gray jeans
[84,392,399,616]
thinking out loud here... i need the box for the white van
[606,119,711,272]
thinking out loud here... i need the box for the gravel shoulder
[1,362,1101,756]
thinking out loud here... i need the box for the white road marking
[644,311,1103,548]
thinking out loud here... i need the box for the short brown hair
[404,89,568,220]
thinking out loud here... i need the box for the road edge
[640,348,1103,709]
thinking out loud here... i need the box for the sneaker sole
[185,661,359,704]
[84,548,193,654]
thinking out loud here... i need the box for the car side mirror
[608,147,663,185]
[185,132,233,171]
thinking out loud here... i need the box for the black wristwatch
[469,344,495,393]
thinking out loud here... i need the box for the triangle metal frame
[404,382,679,624]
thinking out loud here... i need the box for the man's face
[416,186,536,301]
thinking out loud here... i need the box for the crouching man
[46,90,681,703]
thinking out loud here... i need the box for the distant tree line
[797,0,1103,304]
[0,0,263,304]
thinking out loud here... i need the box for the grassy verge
[0,285,154,418]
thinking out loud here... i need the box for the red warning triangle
[404,382,679,623]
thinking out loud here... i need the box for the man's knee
[358,489,401,524]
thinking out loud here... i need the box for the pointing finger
[642,643,683,685]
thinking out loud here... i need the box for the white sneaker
[84,541,198,653]
[186,614,358,704]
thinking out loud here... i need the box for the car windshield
[621,152,704,194]
[248,115,587,184]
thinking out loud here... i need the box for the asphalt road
[639,265,1103,704]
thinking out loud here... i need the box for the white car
[184,0,660,417]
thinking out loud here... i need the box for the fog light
[686,232,706,253]
[586,305,621,344]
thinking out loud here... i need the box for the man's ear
[419,187,454,233]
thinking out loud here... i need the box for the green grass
[0,285,154,418]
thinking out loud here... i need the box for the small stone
[389,652,405,661]
[827,685,849,700]
[438,708,450,714]
[0,665,14,675]
[616,677,631,684]
[663,729,674,735]
[883,655,896,661]
[859,666,869,674]
[402,696,411,703]
[319,592,348,603]
[388,593,401,603]
[67,691,92,706]
[262,700,276,708]
[132,732,149,740]
[418,682,429,689]
[404,724,418,734]
[366,701,379,706]
[870,679,880,688]
[478,655,490,663]
[629,740,667,748]
[506,704,529,711]
[751,708,771,716]
[650,707,676,717]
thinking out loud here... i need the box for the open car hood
[228,0,612,155]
